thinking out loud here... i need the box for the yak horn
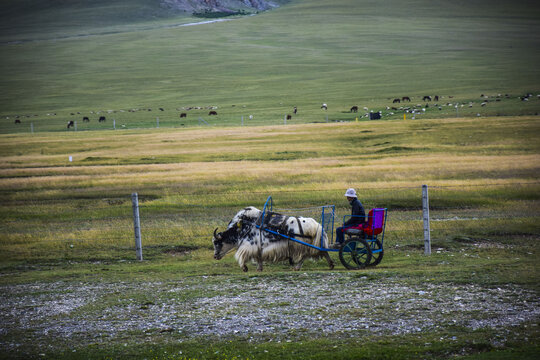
[213,227,221,239]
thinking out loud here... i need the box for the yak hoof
[329,262,335,270]
[242,265,248,272]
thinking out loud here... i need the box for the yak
[212,206,334,272]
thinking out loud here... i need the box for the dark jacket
[344,198,365,226]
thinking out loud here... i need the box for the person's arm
[357,203,366,224]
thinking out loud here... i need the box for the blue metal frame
[343,209,388,254]
[256,197,387,258]
[255,196,388,268]
[261,227,327,251]
[257,196,339,252]
[320,204,336,245]
[262,195,273,217]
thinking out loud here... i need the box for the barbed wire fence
[128,182,540,260]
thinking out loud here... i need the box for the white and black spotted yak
[212,206,334,272]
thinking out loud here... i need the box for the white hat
[344,188,357,198]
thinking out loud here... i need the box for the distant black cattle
[209,111,217,115]
[159,108,164,111]
[180,113,187,118]
[286,114,292,120]
[392,98,400,103]
[434,95,439,101]
[14,119,21,124]
[350,105,358,112]
[67,121,75,129]
[423,96,432,101]
[294,106,297,114]
[83,116,90,122]
[402,96,411,102]
[99,116,106,122]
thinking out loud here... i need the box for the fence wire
[126,182,539,249]
[26,183,536,249]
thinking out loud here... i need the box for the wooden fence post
[131,193,143,261]
[422,184,431,255]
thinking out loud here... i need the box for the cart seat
[362,208,385,236]
[344,228,363,235]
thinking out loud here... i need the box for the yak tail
[316,223,328,248]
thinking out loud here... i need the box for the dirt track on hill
[1,273,539,352]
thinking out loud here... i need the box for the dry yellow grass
[1,118,538,195]
[0,116,538,261]
[1,152,537,194]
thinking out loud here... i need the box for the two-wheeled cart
[258,196,387,269]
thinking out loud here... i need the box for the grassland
[1,0,540,358]
[1,115,539,359]
[1,0,540,133]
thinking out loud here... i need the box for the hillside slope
[162,0,282,13]
[0,0,287,42]
[1,0,539,129]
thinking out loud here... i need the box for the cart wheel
[367,239,384,266]
[339,237,372,270]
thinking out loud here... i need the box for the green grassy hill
[0,0,289,42]
[0,0,178,41]
[1,0,540,133]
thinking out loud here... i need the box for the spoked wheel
[339,237,372,270]
[367,239,384,267]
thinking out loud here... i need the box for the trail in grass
[3,17,242,45]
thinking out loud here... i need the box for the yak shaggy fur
[213,206,334,271]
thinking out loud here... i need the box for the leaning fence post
[131,193,143,261]
[422,184,431,255]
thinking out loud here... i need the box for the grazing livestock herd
[5,93,539,130]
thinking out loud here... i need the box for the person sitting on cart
[333,188,366,248]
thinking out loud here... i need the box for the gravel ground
[1,273,539,352]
